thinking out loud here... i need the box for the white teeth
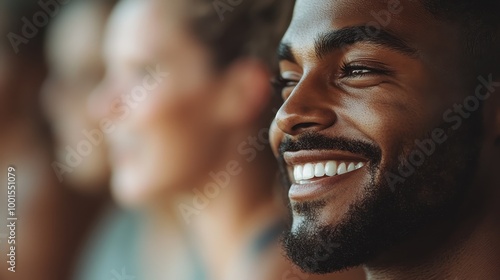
[294,165,303,181]
[347,162,355,172]
[337,162,347,175]
[325,161,337,176]
[314,163,325,177]
[292,160,366,183]
[302,163,315,180]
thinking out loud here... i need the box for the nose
[275,78,337,136]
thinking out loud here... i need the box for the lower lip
[288,167,365,201]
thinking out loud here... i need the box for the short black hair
[422,0,500,73]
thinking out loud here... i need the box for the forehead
[104,0,188,65]
[283,0,461,63]
[48,4,106,65]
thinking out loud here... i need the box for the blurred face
[271,0,489,273]
[91,0,226,207]
[42,3,111,191]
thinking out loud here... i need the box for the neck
[365,204,500,280]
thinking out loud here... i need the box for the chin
[112,167,183,209]
[110,171,151,208]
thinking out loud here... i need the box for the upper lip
[284,150,369,166]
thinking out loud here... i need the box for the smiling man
[270,0,500,279]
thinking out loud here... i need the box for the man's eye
[341,66,372,78]
[339,65,389,79]
[272,75,299,100]
[348,68,371,76]
[272,75,298,89]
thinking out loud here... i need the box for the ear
[213,58,271,127]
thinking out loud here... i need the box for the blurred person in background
[89,0,366,279]
[0,0,104,279]
[40,1,141,280]
[42,0,116,193]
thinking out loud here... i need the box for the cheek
[342,93,445,169]
[132,84,216,148]
[123,84,220,184]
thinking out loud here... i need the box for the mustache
[279,132,382,164]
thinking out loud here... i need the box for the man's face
[270,0,485,273]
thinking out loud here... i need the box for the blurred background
[0,0,367,279]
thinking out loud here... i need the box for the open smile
[284,150,369,201]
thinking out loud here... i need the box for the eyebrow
[278,25,418,62]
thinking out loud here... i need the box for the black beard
[279,115,482,274]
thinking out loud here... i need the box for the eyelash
[338,63,390,78]
[271,75,297,92]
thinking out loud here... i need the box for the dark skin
[270,0,500,279]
